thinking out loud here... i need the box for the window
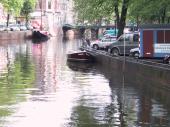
[48,0,52,9]
[157,30,170,44]
[165,30,170,43]
[125,34,130,41]
[157,30,164,43]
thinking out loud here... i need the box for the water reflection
[0,40,35,125]
[0,37,169,127]
[97,63,170,127]
[67,61,95,73]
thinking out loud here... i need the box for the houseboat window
[157,30,170,44]
[165,30,170,43]
[157,30,164,43]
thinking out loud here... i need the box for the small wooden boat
[67,50,95,62]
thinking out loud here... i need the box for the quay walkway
[85,47,170,70]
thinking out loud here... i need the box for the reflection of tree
[0,46,35,120]
[102,83,127,127]
[92,64,138,127]
[69,105,99,127]
[94,61,170,127]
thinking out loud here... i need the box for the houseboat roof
[139,24,170,29]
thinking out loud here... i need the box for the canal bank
[0,31,32,41]
[85,48,170,90]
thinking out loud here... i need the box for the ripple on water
[0,39,170,127]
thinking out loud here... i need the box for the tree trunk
[168,17,170,23]
[161,8,166,23]
[114,0,119,23]
[6,13,10,27]
[136,16,139,29]
[26,15,29,26]
[117,0,129,38]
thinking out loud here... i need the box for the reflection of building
[0,3,6,24]
[0,47,8,73]
[30,0,75,36]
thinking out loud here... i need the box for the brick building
[31,0,75,36]
[0,3,6,24]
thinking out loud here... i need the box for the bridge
[62,24,116,37]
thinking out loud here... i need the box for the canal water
[0,37,170,127]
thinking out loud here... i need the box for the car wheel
[93,44,99,50]
[163,56,170,64]
[133,51,139,58]
[167,59,170,64]
[111,48,119,56]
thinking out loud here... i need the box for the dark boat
[67,50,95,62]
[32,30,50,43]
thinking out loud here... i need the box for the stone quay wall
[90,50,170,90]
[0,31,32,41]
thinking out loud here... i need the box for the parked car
[0,25,5,31]
[4,26,11,31]
[90,36,117,50]
[107,32,139,56]
[27,24,33,30]
[129,47,140,58]
[9,24,20,31]
[163,55,170,64]
[19,25,27,31]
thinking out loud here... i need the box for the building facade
[31,0,75,36]
[0,3,7,25]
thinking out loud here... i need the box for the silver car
[90,37,116,50]
[9,24,20,31]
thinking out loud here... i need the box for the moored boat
[32,30,50,43]
[67,50,95,62]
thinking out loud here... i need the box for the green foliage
[1,0,36,17]
[74,0,115,25]
[1,0,36,26]
[74,0,170,26]
[74,0,130,36]
[1,0,24,16]
[21,0,34,25]
[21,0,33,16]
[129,0,170,24]
[0,51,35,118]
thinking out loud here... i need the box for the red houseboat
[139,24,170,58]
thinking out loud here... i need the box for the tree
[129,0,170,24]
[74,0,115,25]
[21,0,34,26]
[1,0,24,26]
[74,0,130,37]
[114,0,130,37]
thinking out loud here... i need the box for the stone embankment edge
[0,31,32,41]
[86,49,170,90]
